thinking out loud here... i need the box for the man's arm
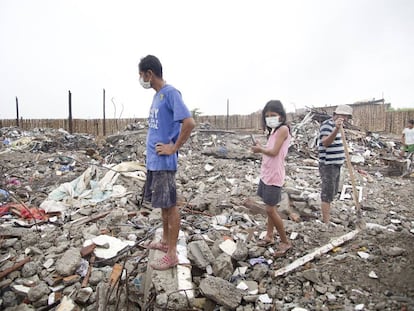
[321,118,343,147]
[173,117,196,152]
[156,117,196,156]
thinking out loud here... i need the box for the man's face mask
[139,76,151,89]
[265,116,281,129]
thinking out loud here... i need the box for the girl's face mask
[265,116,281,129]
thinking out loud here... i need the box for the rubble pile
[0,116,413,311]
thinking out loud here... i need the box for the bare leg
[161,208,169,245]
[263,208,275,241]
[266,205,289,244]
[165,206,179,260]
[321,201,331,223]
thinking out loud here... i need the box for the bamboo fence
[1,104,413,137]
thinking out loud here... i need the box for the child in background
[400,119,414,157]
[251,100,292,257]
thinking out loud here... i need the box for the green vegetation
[387,107,414,112]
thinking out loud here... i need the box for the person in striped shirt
[318,105,353,224]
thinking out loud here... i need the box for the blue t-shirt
[146,84,191,171]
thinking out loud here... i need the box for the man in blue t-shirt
[318,104,352,224]
[138,55,195,270]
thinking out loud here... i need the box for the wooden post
[103,88,106,136]
[15,96,19,127]
[226,98,229,130]
[68,90,73,134]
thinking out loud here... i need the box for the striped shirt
[318,118,345,165]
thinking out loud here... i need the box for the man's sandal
[150,255,179,270]
[147,241,168,253]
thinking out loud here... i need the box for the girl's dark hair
[261,100,290,136]
[138,55,163,78]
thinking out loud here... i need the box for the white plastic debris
[219,239,237,256]
[204,164,214,172]
[357,251,370,259]
[290,232,299,240]
[368,271,378,279]
[355,303,365,310]
[258,293,272,303]
[236,281,249,291]
[233,266,248,277]
[206,264,213,275]
[212,215,228,225]
[43,258,54,269]
[11,284,31,295]
[83,235,135,259]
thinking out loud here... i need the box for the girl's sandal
[274,243,292,257]
[257,239,274,247]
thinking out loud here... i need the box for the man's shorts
[257,179,282,206]
[319,163,341,203]
[143,170,177,208]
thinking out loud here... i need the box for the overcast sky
[1,0,413,119]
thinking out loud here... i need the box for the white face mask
[139,77,152,89]
[265,116,281,129]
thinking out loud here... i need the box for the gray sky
[1,0,413,119]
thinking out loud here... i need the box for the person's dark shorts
[319,163,341,203]
[257,179,282,206]
[143,170,177,208]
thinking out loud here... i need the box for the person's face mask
[139,76,152,89]
[265,116,281,129]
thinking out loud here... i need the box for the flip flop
[257,239,274,247]
[147,241,168,253]
[274,243,292,257]
[150,255,179,270]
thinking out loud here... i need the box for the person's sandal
[274,243,292,257]
[150,255,179,270]
[257,239,274,247]
[147,241,168,253]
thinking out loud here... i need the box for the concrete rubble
[0,113,413,310]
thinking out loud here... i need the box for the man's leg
[161,208,169,245]
[320,164,336,224]
[321,201,331,223]
[165,206,179,260]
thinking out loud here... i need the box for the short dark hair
[409,119,414,125]
[262,100,288,133]
[138,55,163,78]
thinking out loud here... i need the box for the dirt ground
[0,126,413,310]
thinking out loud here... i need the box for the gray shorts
[319,163,341,203]
[143,170,177,208]
[257,179,282,206]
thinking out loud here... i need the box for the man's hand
[335,117,344,129]
[155,142,176,155]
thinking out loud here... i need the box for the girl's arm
[252,125,288,156]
